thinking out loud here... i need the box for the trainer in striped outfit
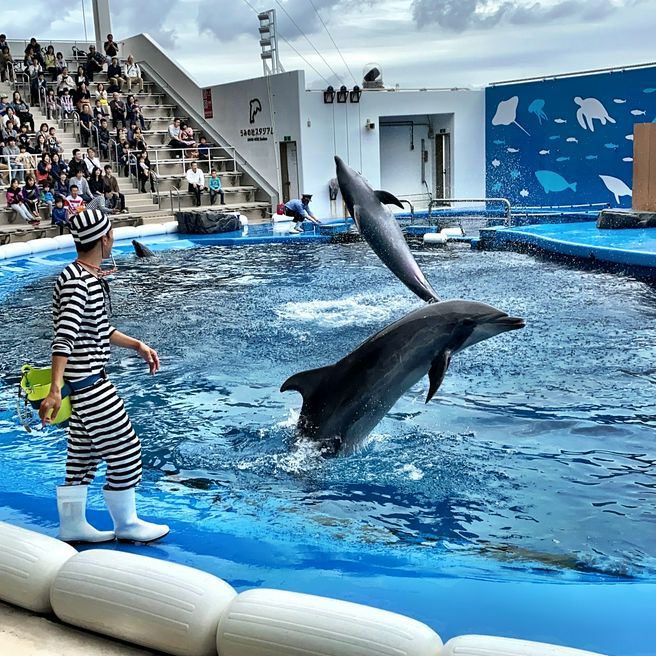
[39,209,169,544]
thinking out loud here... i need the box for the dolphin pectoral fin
[280,365,333,399]
[426,350,452,403]
[374,190,405,209]
[352,204,362,231]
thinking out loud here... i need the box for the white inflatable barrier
[442,635,607,656]
[51,550,236,656]
[0,242,33,260]
[0,521,76,613]
[441,227,464,237]
[216,588,442,656]
[423,232,448,245]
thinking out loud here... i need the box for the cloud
[111,0,178,49]
[410,0,634,31]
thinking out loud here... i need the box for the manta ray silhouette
[249,98,262,124]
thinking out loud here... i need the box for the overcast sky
[5,0,656,89]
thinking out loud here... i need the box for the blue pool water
[1,235,655,654]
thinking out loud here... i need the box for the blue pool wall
[485,64,656,208]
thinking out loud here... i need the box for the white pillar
[92,0,113,51]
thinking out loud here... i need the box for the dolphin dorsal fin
[280,365,333,400]
[426,350,451,403]
[374,190,405,209]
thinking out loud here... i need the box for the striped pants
[66,379,142,490]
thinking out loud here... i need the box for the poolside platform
[479,221,656,275]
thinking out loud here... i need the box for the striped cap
[69,209,112,246]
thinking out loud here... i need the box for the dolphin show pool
[1,234,655,655]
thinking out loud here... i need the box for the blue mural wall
[485,66,656,208]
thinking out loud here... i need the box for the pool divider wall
[0,222,179,261]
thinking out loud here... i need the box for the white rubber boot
[56,485,115,544]
[103,487,169,543]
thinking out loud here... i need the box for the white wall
[300,89,485,218]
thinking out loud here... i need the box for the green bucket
[19,364,72,425]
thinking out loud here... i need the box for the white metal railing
[169,186,181,212]
[427,197,512,227]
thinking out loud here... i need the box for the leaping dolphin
[132,240,155,258]
[281,299,525,455]
[334,156,440,303]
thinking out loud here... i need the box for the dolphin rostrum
[132,240,155,258]
[281,300,525,455]
[335,155,440,303]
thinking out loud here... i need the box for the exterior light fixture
[336,85,348,103]
[323,85,335,104]
[349,85,362,103]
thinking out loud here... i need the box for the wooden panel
[633,123,656,211]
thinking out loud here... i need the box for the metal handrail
[397,198,415,222]
[427,197,512,227]
[169,187,181,212]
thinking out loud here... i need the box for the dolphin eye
[462,318,476,327]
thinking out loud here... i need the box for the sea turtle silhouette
[574,96,615,132]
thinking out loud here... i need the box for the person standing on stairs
[38,210,169,544]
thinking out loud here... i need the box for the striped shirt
[52,262,116,381]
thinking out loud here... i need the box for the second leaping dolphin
[335,155,440,303]
[281,299,525,455]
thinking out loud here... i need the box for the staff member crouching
[284,193,321,232]
[39,210,169,544]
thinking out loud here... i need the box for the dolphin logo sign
[249,98,262,124]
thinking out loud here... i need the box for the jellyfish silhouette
[491,96,530,136]
[528,99,548,124]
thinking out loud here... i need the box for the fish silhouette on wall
[574,96,616,132]
[535,170,577,193]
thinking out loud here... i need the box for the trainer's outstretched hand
[136,341,160,374]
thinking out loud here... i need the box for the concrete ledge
[597,209,656,229]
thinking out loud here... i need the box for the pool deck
[480,221,656,273]
[0,601,157,655]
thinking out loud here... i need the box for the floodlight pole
[259,9,284,76]
[92,0,113,50]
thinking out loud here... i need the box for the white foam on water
[275,293,411,328]
[395,463,425,481]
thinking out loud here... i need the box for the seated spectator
[78,104,93,146]
[118,142,132,177]
[37,122,50,141]
[65,184,86,217]
[179,121,196,157]
[132,127,148,154]
[107,56,124,91]
[92,98,105,123]
[95,82,110,115]
[0,45,14,83]
[51,195,69,234]
[45,88,59,120]
[103,34,120,61]
[2,136,21,181]
[23,38,43,66]
[87,184,119,216]
[55,51,67,77]
[168,118,189,156]
[44,45,57,80]
[0,34,7,50]
[84,147,102,176]
[2,119,19,146]
[0,153,8,184]
[104,164,127,212]
[51,152,68,179]
[53,170,69,199]
[21,175,41,219]
[208,169,225,205]
[186,161,204,206]
[75,83,91,112]
[11,92,35,133]
[59,88,75,117]
[88,166,105,196]
[0,92,8,116]
[2,107,20,129]
[32,134,48,157]
[74,65,89,89]
[71,169,93,202]
[68,148,87,177]
[16,144,37,178]
[137,154,156,193]
[109,92,126,128]
[198,135,212,161]
[47,126,63,155]
[85,45,105,81]
[6,178,39,225]
[36,152,53,184]
[40,180,55,215]
[17,124,32,151]
[97,118,110,159]
[56,68,75,96]
[126,95,146,129]
[123,55,144,93]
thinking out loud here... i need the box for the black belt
[65,369,107,393]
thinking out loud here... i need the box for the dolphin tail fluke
[426,350,452,403]
[280,365,333,398]
[374,190,405,209]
